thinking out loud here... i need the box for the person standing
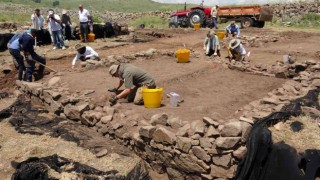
[210,5,219,29]
[78,4,90,42]
[61,9,73,40]
[47,9,66,50]
[19,29,46,82]
[31,9,45,45]
[108,64,156,106]
[7,32,25,80]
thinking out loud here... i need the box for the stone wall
[16,51,320,179]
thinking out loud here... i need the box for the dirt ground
[1,27,320,179]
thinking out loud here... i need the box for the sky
[151,0,308,6]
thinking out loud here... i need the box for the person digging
[108,64,156,106]
[228,39,246,62]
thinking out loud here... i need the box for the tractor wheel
[169,22,178,28]
[255,21,265,28]
[241,17,253,28]
[187,9,206,28]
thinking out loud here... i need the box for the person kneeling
[108,64,156,106]
[228,39,246,62]
[203,30,220,57]
[71,44,100,68]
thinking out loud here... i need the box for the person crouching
[71,44,100,69]
[228,39,246,62]
[203,30,221,57]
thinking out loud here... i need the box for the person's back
[121,64,155,88]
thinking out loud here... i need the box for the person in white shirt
[31,9,45,45]
[78,4,90,42]
[72,44,100,69]
[47,9,66,50]
[210,5,219,29]
[31,9,44,30]
[229,39,246,62]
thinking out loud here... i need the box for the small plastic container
[217,32,226,40]
[169,92,180,107]
[142,88,163,108]
[88,33,95,42]
[175,49,190,63]
[194,23,200,30]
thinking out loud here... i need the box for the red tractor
[169,3,273,28]
[169,5,211,28]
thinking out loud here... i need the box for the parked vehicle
[169,4,273,28]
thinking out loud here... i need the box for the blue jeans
[9,48,25,80]
[52,30,65,48]
[26,53,46,82]
[211,17,218,29]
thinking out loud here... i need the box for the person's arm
[226,25,231,33]
[68,16,72,25]
[40,16,45,29]
[116,88,130,99]
[203,37,208,49]
[71,53,80,68]
[52,15,62,24]
[46,15,51,23]
[85,47,99,58]
[237,25,240,37]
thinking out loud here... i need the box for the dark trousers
[36,29,44,46]
[207,49,221,57]
[80,22,89,42]
[26,53,46,82]
[211,17,218,29]
[9,48,25,80]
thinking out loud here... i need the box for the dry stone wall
[16,55,320,179]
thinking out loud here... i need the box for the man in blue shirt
[225,21,240,37]
[19,29,46,82]
[7,32,25,80]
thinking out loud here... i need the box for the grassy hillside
[0,0,193,12]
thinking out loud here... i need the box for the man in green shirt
[108,64,156,105]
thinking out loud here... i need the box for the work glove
[108,87,118,92]
[109,95,118,106]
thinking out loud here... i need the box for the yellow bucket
[217,32,226,40]
[88,33,95,42]
[175,49,190,63]
[194,23,200,30]
[142,88,163,108]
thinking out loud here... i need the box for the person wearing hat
[61,9,73,40]
[108,64,156,106]
[228,39,246,61]
[210,5,219,29]
[71,44,99,69]
[203,30,220,57]
[47,9,66,50]
[226,21,240,37]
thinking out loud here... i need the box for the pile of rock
[268,2,320,18]
[16,56,320,179]
[78,48,174,70]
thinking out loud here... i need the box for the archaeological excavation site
[0,1,320,180]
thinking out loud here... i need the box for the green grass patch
[130,16,168,29]
[0,0,193,13]
[0,12,30,22]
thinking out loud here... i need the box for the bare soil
[1,27,320,179]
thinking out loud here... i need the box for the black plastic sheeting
[11,154,118,180]
[235,88,320,180]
